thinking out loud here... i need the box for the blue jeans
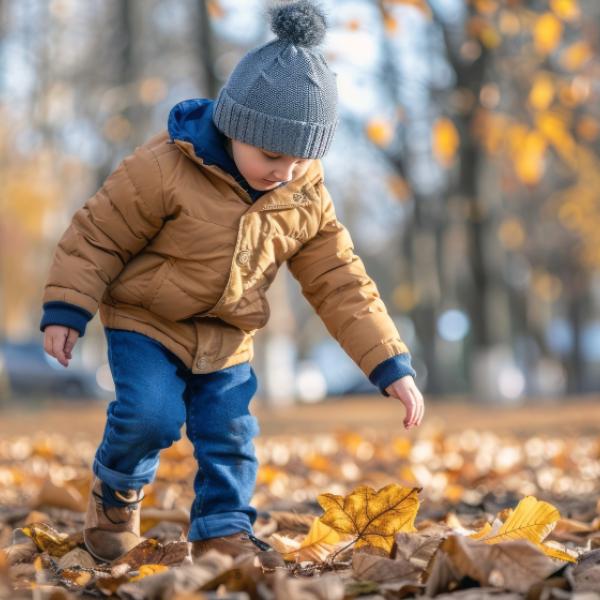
[92,328,260,541]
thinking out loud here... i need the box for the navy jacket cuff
[40,301,93,337]
[369,353,416,397]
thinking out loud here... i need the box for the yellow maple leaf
[317,484,420,554]
[281,517,348,562]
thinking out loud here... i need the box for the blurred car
[0,340,104,400]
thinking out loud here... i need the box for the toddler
[41,0,424,562]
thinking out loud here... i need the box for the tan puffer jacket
[42,131,409,376]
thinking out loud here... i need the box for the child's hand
[385,376,425,430]
[43,325,80,368]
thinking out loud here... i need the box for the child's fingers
[51,331,69,367]
[64,328,79,358]
[400,390,417,428]
[413,390,424,426]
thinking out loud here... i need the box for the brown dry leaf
[269,510,315,533]
[1,539,38,565]
[352,551,421,583]
[200,552,264,596]
[570,548,600,592]
[60,568,93,587]
[19,522,79,557]
[392,531,444,570]
[119,549,231,599]
[433,534,565,593]
[96,572,131,595]
[110,538,190,572]
[56,547,96,570]
[272,569,345,600]
[318,484,420,554]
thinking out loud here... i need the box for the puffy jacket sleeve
[287,179,412,379]
[41,145,166,319]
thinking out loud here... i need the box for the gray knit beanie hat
[212,0,338,159]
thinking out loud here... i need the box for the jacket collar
[167,98,322,209]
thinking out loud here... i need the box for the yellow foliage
[513,131,546,186]
[366,118,395,147]
[469,496,575,562]
[561,41,593,70]
[536,111,577,167]
[433,117,460,167]
[318,484,420,554]
[291,518,346,562]
[533,13,563,55]
[20,522,75,558]
[129,564,169,582]
[528,74,555,111]
[550,0,580,21]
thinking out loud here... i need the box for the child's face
[229,139,313,191]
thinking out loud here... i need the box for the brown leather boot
[83,477,146,562]
[191,531,271,559]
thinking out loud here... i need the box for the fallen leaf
[433,534,565,593]
[128,563,169,582]
[272,569,345,600]
[19,522,78,557]
[111,538,190,572]
[352,551,421,583]
[318,484,420,554]
[392,531,444,570]
[56,547,97,570]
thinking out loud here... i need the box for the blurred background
[1,0,600,407]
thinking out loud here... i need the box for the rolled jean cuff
[92,455,158,491]
[187,511,254,542]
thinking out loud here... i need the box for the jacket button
[196,357,207,369]
[236,250,250,266]
[293,192,305,203]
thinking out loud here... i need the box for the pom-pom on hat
[212,0,338,159]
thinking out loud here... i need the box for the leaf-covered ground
[1,398,600,599]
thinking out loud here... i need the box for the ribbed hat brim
[213,88,338,159]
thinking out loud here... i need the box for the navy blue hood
[167,98,267,202]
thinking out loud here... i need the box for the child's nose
[273,164,295,182]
